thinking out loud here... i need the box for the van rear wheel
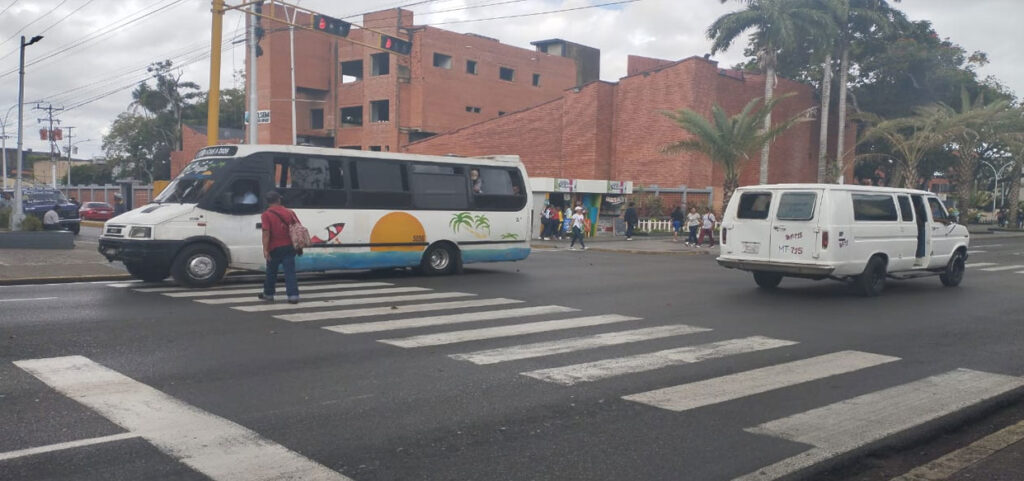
[856,256,887,297]
[940,251,966,287]
[753,271,783,289]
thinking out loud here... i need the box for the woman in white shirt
[569,206,587,250]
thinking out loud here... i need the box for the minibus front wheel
[171,243,227,287]
[125,262,169,283]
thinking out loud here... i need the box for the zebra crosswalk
[107,279,1024,480]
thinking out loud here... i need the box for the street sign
[257,110,271,124]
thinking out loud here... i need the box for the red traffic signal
[312,14,350,37]
[379,35,412,55]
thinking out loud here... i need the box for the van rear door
[723,191,774,261]
[769,190,822,264]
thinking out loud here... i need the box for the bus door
[208,175,267,269]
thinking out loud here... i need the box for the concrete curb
[81,220,104,228]
[0,273,133,286]
[531,244,714,256]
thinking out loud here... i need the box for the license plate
[742,242,760,254]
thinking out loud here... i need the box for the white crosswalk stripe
[126,279,355,293]
[277,298,524,322]
[379,314,641,347]
[735,369,1024,481]
[979,264,1024,272]
[233,292,475,312]
[965,262,997,268]
[198,286,430,305]
[521,336,797,386]
[325,305,579,335]
[164,282,393,298]
[451,325,712,366]
[623,351,900,412]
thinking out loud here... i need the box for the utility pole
[248,1,260,145]
[35,103,63,187]
[63,126,75,186]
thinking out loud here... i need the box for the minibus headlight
[129,227,152,239]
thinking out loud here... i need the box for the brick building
[407,55,855,223]
[169,125,244,179]
[249,7,598,152]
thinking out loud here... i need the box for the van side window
[776,192,816,221]
[852,194,898,221]
[275,156,346,208]
[351,159,411,209]
[409,164,469,210]
[897,195,914,222]
[471,167,526,211]
[927,197,949,222]
[737,192,771,219]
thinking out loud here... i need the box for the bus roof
[196,144,522,167]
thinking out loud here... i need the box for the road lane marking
[735,368,1024,481]
[106,282,140,288]
[233,292,475,312]
[0,297,59,302]
[965,262,997,268]
[890,414,1024,481]
[966,250,985,254]
[521,336,797,386]
[379,314,640,347]
[623,351,900,412]
[0,433,140,461]
[198,286,429,305]
[14,355,353,481]
[277,298,523,322]
[979,264,1024,272]
[325,305,578,334]
[452,325,712,366]
[130,279,354,293]
[164,281,392,298]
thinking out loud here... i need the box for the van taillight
[822,230,829,249]
[721,228,727,244]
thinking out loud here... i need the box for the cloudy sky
[1,0,1020,161]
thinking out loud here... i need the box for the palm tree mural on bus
[449,212,491,239]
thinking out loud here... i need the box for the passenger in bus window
[292,158,329,189]
[470,168,482,194]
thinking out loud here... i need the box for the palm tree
[856,107,953,188]
[995,107,1024,227]
[944,88,1011,214]
[709,0,834,184]
[661,95,811,209]
[832,0,906,182]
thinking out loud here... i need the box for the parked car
[717,184,969,296]
[21,188,81,234]
[79,202,115,221]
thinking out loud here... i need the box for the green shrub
[0,207,10,228]
[19,214,43,231]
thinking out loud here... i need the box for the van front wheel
[753,271,783,289]
[940,251,966,287]
[856,256,887,297]
[170,244,226,288]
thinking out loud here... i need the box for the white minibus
[99,145,532,286]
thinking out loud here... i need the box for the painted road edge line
[0,433,140,461]
[890,416,1024,481]
[14,355,353,481]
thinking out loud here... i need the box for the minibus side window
[737,192,771,219]
[852,194,898,221]
[897,195,914,222]
[471,167,526,211]
[776,192,816,221]
[350,159,412,209]
[275,156,346,208]
[409,164,469,210]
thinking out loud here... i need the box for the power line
[429,0,641,25]
[0,0,96,62]
[0,0,70,49]
[0,0,18,17]
[343,0,528,25]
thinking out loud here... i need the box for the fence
[57,185,154,208]
[637,218,674,233]
[631,185,714,218]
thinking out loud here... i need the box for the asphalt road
[1,237,1023,481]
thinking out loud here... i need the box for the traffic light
[379,34,412,55]
[312,14,351,37]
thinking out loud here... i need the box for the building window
[370,100,389,122]
[340,106,362,127]
[498,111,506,116]
[532,73,540,87]
[499,67,515,82]
[433,53,452,69]
[340,60,363,83]
[369,146,382,152]
[370,52,390,76]
[339,145,360,150]
[465,106,481,114]
[310,109,324,130]
[466,60,477,75]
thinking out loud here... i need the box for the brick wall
[169,125,243,178]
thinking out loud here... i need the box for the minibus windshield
[154,157,232,204]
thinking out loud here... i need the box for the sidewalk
[0,239,130,285]
[532,233,719,255]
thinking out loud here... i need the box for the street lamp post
[11,35,44,231]
[1,104,18,192]
[65,138,94,186]
[979,159,1015,215]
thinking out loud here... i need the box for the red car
[79,202,115,221]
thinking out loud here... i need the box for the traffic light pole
[247,2,259,145]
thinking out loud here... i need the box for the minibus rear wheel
[171,243,227,288]
[753,271,783,289]
[420,242,458,276]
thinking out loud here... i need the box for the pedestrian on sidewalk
[540,202,554,240]
[563,206,573,240]
[623,202,638,240]
[113,194,126,216]
[569,206,587,250]
[670,205,685,242]
[260,190,300,304]
[1017,210,1023,229]
[698,208,717,247]
[686,207,701,246]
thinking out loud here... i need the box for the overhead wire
[0,0,96,62]
[429,0,641,25]
[0,0,70,49]
[0,0,18,17]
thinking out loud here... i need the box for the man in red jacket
[260,191,300,304]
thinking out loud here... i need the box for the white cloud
[0,0,1020,160]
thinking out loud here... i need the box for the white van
[717,184,969,296]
